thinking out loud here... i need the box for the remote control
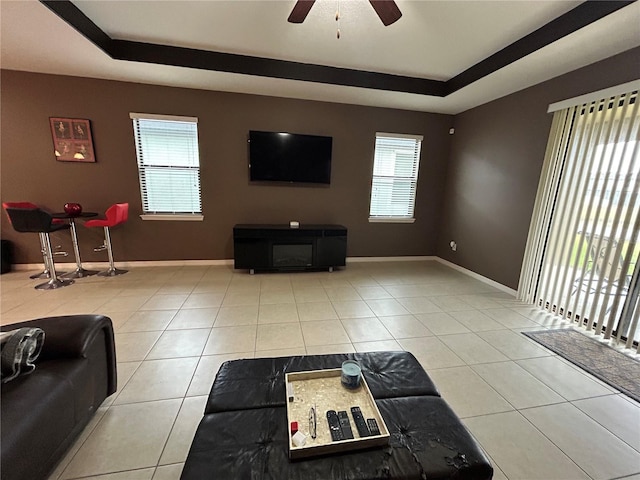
[350,406,370,438]
[367,418,381,436]
[327,410,345,441]
[338,410,354,439]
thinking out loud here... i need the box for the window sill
[368,217,415,224]
[140,214,204,221]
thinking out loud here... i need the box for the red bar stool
[2,202,67,279]
[4,207,74,289]
[84,203,129,276]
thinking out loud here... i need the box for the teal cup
[341,360,362,389]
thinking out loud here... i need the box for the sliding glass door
[519,89,639,350]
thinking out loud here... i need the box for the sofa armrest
[1,314,117,395]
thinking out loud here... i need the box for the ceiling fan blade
[288,0,316,23]
[369,0,402,26]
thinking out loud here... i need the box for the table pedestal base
[63,268,99,279]
[35,278,74,290]
[97,267,128,277]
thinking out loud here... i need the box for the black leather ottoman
[182,351,493,480]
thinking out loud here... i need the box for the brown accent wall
[0,71,452,264]
[437,47,640,289]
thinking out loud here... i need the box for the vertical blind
[369,133,423,220]
[519,91,640,351]
[131,113,202,215]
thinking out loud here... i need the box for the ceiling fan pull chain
[336,0,341,39]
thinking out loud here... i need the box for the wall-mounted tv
[248,130,332,185]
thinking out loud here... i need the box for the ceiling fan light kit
[288,0,402,30]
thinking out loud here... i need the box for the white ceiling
[1,0,639,114]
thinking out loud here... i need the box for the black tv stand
[233,224,347,274]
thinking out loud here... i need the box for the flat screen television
[248,130,332,184]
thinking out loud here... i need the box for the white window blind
[369,133,423,221]
[130,113,202,216]
[519,90,639,352]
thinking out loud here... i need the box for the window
[130,113,203,220]
[368,132,423,222]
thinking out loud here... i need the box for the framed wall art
[50,117,96,162]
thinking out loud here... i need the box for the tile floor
[1,260,639,480]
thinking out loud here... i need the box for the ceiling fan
[288,0,402,26]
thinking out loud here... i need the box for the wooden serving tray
[285,368,390,460]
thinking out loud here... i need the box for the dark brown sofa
[1,315,117,480]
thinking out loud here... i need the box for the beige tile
[332,300,375,319]
[258,303,299,323]
[63,468,156,480]
[353,339,402,352]
[153,464,184,480]
[293,287,329,303]
[365,298,410,317]
[156,284,195,295]
[297,302,338,321]
[476,329,553,359]
[167,308,218,329]
[256,323,304,351]
[146,329,210,359]
[341,317,393,342]
[573,394,640,451]
[517,356,614,400]
[522,403,640,480]
[384,284,428,298]
[114,331,162,362]
[186,352,254,397]
[96,296,153,312]
[454,294,504,309]
[259,290,295,304]
[140,294,188,311]
[396,296,443,314]
[159,396,207,465]
[428,366,513,418]
[213,305,259,326]
[448,310,505,332]
[260,277,292,292]
[118,310,177,332]
[355,285,392,300]
[114,357,199,404]
[49,296,112,316]
[60,399,182,479]
[472,362,565,409]
[192,281,229,294]
[203,325,257,355]
[481,308,541,329]
[255,347,307,358]
[464,411,591,480]
[182,292,224,308]
[379,315,433,339]
[325,286,362,301]
[305,343,356,355]
[221,291,260,307]
[439,333,509,365]
[428,295,474,312]
[398,337,465,370]
[415,312,471,335]
[301,320,351,346]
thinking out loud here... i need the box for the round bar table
[52,212,99,278]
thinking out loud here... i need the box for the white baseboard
[12,259,234,271]
[434,258,517,296]
[346,256,437,263]
[12,256,516,295]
